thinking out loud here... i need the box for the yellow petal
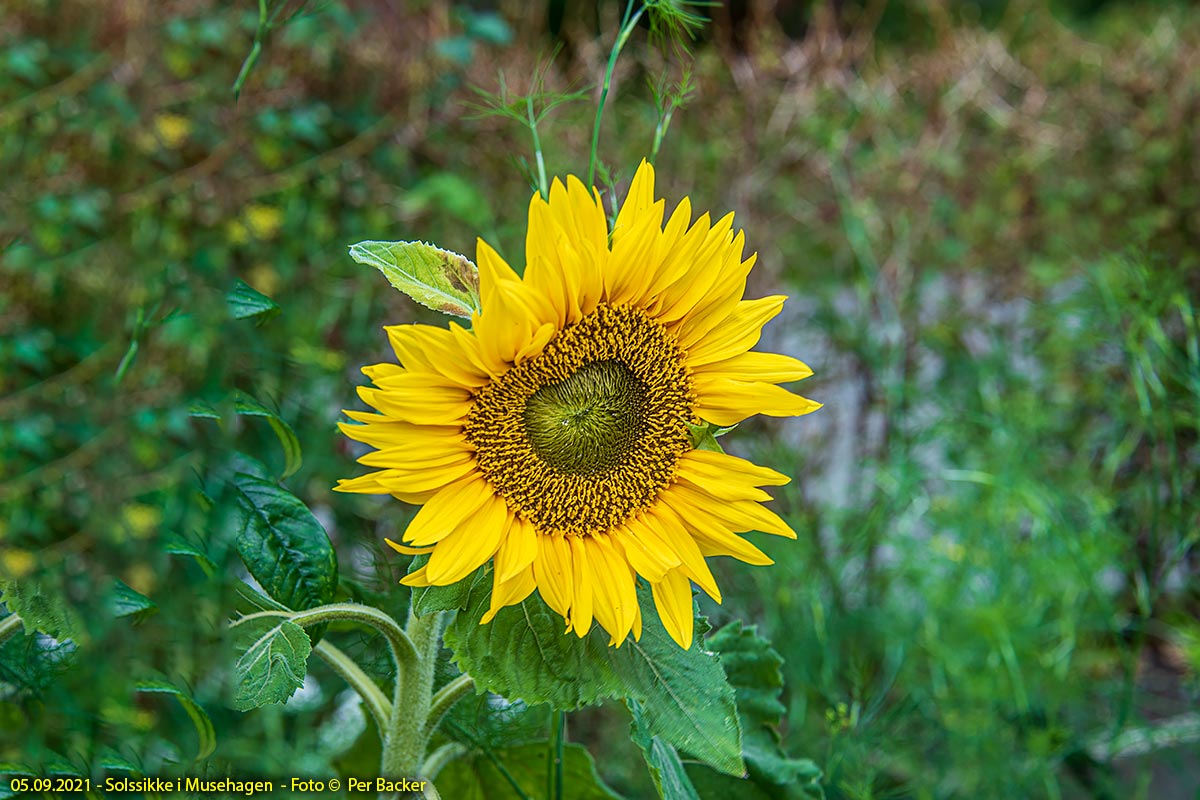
[533,533,573,622]
[691,351,813,383]
[495,515,538,583]
[385,324,489,388]
[400,564,430,586]
[684,296,786,368]
[613,160,658,239]
[403,475,493,547]
[384,538,434,556]
[640,505,722,603]
[669,484,797,539]
[695,379,822,426]
[661,501,775,566]
[651,568,695,649]
[338,419,464,451]
[610,522,679,582]
[678,448,791,487]
[567,536,594,637]
[357,385,471,425]
[362,458,478,494]
[656,212,736,324]
[424,494,510,584]
[482,565,537,624]
[586,534,637,646]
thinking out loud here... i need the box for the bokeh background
[2,0,1198,798]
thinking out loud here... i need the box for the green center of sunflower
[464,304,695,536]
[522,360,644,474]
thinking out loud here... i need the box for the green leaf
[0,579,80,640]
[135,679,217,760]
[444,584,744,776]
[233,391,302,478]
[187,399,221,420]
[349,240,480,318]
[109,580,157,622]
[231,473,338,614]
[629,699,702,800]
[226,279,280,323]
[435,742,621,800]
[409,557,487,616]
[445,696,551,752]
[687,422,737,453]
[164,536,217,578]
[707,622,824,795]
[232,617,312,711]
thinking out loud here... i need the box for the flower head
[338,161,820,648]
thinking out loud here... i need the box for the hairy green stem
[380,610,445,781]
[587,1,645,187]
[314,639,391,733]
[233,603,417,667]
[0,613,23,646]
[427,673,474,734]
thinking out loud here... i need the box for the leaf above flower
[349,240,481,318]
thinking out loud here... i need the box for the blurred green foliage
[1,1,1197,798]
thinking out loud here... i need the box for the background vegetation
[2,0,1197,798]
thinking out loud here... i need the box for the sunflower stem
[427,673,474,734]
[313,639,392,734]
[379,609,445,786]
[587,0,645,188]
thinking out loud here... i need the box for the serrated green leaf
[707,622,824,794]
[226,279,280,323]
[233,391,302,478]
[109,580,157,622]
[0,579,80,640]
[435,743,621,800]
[445,695,551,752]
[629,699,702,800]
[349,240,480,318]
[409,557,487,615]
[135,679,216,760]
[232,617,312,711]
[231,473,338,614]
[444,584,744,776]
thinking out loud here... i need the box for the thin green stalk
[527,95,548,199]
[380,611,445,779]
[0,614,22,646]
[314,639,391,733]
[233,603,417,668]
[422,743,468,780]
[547,709,565,800]
[232,0,270,98]
[587,1,646,187]
[427,674,474,734]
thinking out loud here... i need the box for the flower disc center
[523,359,644,474]
[464,303,695,535]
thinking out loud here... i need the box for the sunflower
[337,161,820,648]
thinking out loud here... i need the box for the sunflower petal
[651,568,695,649]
